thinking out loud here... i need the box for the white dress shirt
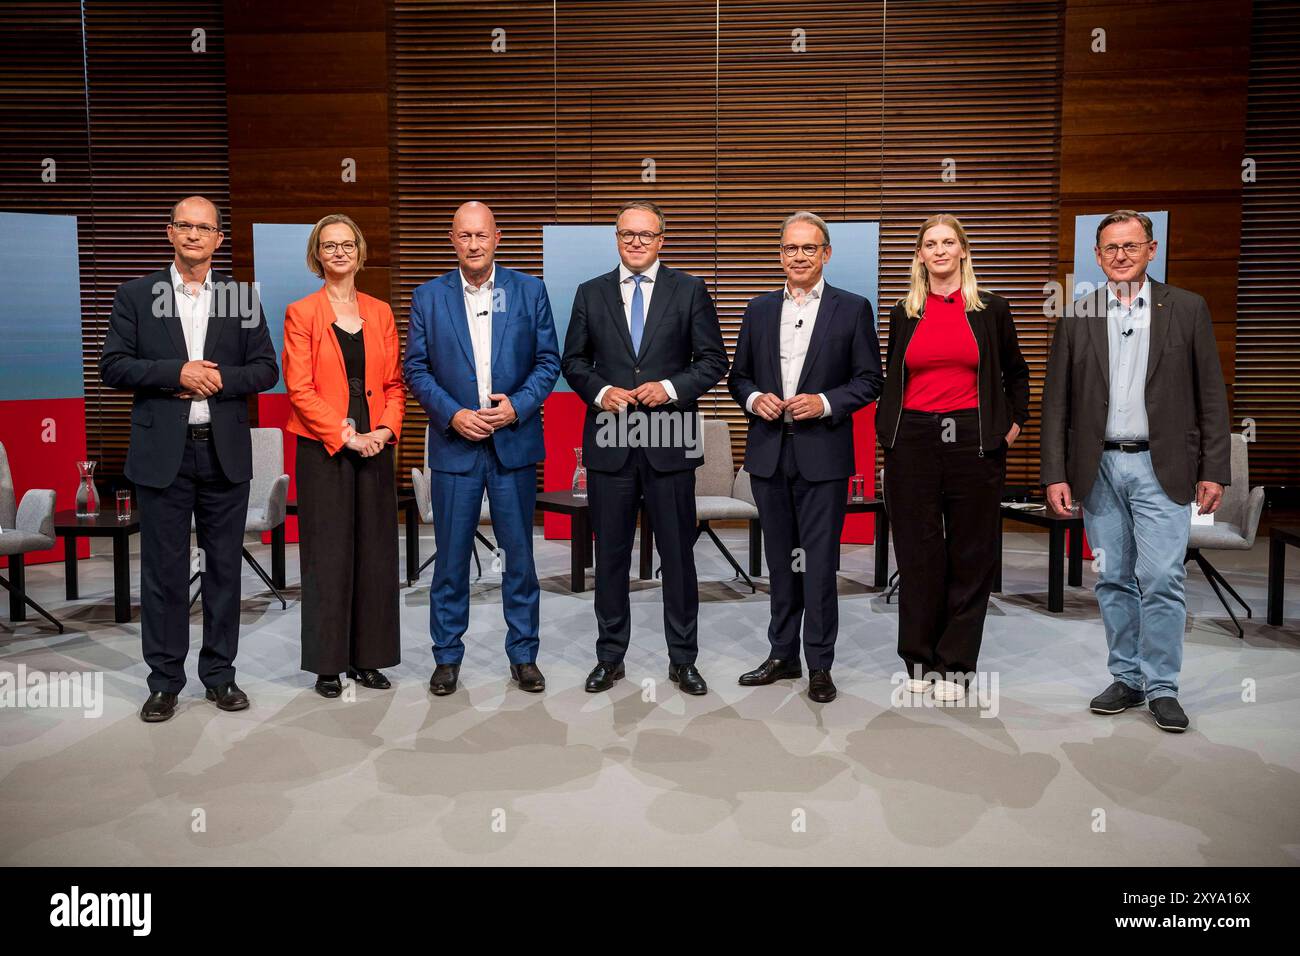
[593,259,678,408]
[461,264,496,410]
[171,263,212,425]
[745,279,832,421]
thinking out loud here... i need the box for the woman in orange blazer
[283,214,405,698]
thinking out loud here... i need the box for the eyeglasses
[320,240,358,255]
[171,221,219,236]
[616,229,663,245]
[1098,240,1151,259]
[781,243,825,258]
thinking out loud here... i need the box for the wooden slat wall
[1234,0,1300,487]
[391,0,1064,486]
[0,2,232,476]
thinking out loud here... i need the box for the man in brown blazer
[1041,210,1230,733]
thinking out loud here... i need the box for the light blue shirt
[1103,279,1151,441]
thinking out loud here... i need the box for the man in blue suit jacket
[404,202,560,696]
[727,212,882,703]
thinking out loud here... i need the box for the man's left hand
[787,393,824,421]
[1196,480,1224,515]
[480,393,517,429]
[631,381,670,407]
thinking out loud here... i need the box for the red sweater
[902,291,979,412]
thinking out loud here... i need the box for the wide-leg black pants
[295,437,400,675]
[883,408,1004,678]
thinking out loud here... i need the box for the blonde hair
[306,213,367,278]
[903,214,984,319]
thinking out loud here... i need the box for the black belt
[1103,440,1148,452]
[188,424,212,441]
[781,421,797,437]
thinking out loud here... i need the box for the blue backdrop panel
[253,222,318,395]
[0,212,84,401]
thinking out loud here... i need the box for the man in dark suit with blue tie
[562,200,729,695]
[728,211,882,702]
[405,201,561,697]
[100,196,279,722]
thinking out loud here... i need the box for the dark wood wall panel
[1058,0,1251,422]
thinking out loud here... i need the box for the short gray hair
[1095,209,1153,246]
[616,200,665,233]
[781,210,830,245]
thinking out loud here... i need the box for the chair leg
[418,551,437,576]
[1191,552,1244,639]
[471,539,482,579]
[885,570,901,605]
[702,523,756,593]
[242,547,287,610]
[0,571,65,633]
[1197,553,1252,618]
[189,571,201,609]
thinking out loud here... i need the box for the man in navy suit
[100,196,279,722]
[728,211,882,702]
[561,200,729,696]
[405,201,560,696]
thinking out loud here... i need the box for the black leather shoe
[429,663,460,696]
[1149,696,1189,733]
[205,681,250,712]
[808,669,837,703]
[510,662,546,693]
[140,691,178,723]
[584,661,624,693]
[1089,680,1145,715]
[315,675,343,698]
[347,668,391,690]
[738,658,802,686]
[669,662,708,696]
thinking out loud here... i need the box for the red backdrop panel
[0,397,89,566]
[256,393,299,544]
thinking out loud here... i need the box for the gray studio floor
[2,525,1298,867]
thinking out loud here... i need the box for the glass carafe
[75,460,99,517]
[571,447,587,499]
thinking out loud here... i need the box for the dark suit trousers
[295,437,400,675]
[750,427,848,671]
[136,436,249,693]
[589,448,699,665]
[884,409,1004,678]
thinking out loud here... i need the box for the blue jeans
[1082,450,1189,700]
[429,445,539,667]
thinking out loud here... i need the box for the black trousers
[883,408,1004,678]
[136,436,249,693]
[588,448,699,665]
[295,437,400,675]
[750,428,848,670]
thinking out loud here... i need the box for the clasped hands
[176,359,222,399]
[599,382,671,412]
[342,424,393,457]
[452,393,518,441]
[751,392,824,421]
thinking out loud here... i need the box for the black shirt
[331,323,371,435]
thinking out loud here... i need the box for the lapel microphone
[795,319,804,329]
[1121,328,1134,337]
[944,296,955,304]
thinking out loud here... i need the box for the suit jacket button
[366,390,373,396]
[634,367,640,372]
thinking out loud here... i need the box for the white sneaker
[933,679,966,702]
[906,678,931,694]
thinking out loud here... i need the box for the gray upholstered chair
[411,424,494,579]
[661,418,759,592]
[189,427,290,609]
[0,441,63,632]
[1185,432,1265,638]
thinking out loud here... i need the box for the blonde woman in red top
[874,214,1029,702]
[283,214,405,698]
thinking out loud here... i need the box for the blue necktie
[630,274,645,354]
